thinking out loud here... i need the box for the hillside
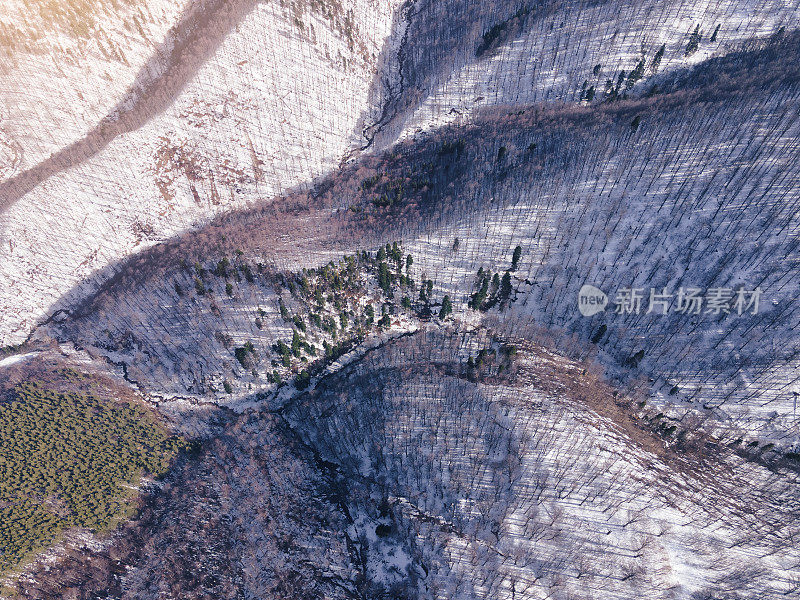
[1,0,799,597]
[0,0,404,343]
[6,334,800,598]
[3,0,799,346]
[40,32,800,450]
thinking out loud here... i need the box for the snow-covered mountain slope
[3,1,800,597]
[281,330,800,599]
[44,32,800,449]
[7,402,363,600]
[14,331,798,599]
[1,0,797,348]
[365,0,800,147]
[0,0,404,345]
[0,0,189,180]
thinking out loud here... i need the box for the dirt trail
[0,0,259,213]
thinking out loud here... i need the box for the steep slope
[0,0,190,182]
[45,33,800,448]
[5,406,362,600]
[0,0,404,345]
[8,333,799,599]
[3,3,800,596]
[2,0,797,347]
[283,330,800,599]
[364,0,800,146]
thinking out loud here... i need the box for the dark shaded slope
[279,330,800,599]
[362,0,616,148]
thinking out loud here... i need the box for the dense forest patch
[0,376,187,574]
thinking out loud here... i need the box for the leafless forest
[2,0,800,598]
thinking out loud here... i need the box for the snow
[371,0,800,149]
[2,1,799,596]
[281,329,800,599]
[0,350,37,368]
[0,0,405,345]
